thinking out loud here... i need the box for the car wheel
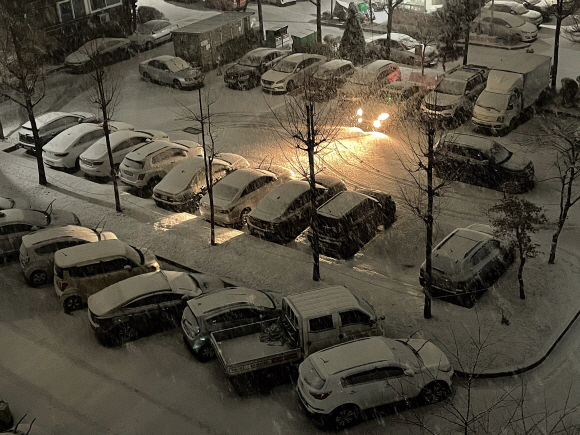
[286,80,296,93]
[239,81,249,91]
[194,343,216,362]
[74,157,81,171]
[144,177,161,197]
[142,72,152,83]
[173,80,183,90]
[145,41,154,51]
[329,405,361,429]
[420,381,451,405]
[239,208,251,227]
[114,323,137,345]
[29,270,48,287]
[63,295,83,313]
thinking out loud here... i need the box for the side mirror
[404,368,415,376]
[507,104,514,110]
[123,264,132,271]
[379,315,386,321]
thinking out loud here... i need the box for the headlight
[276,79,286,84]
[378,113,389,121]
[373,120,381,128]
[357,108,363,116]
[497,116,505,122]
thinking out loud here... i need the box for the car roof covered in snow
[45,123,102,150]
[317,59,353,71]
[54,239,135,268]
[317,191,377,219]
[187,287,275,316]
[440,133,496,152]
[434,227,492,262]
[21,225,101,247]
[362,60,397,73]
[478,9,527,26]
[21,111,93,130]
[286,286,362,318]
[0,209,48,227]
[217,168,275,188]
[154,156,231,195]
[125,140,185,161]
[82,131,154,160]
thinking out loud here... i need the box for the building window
[57,0,87,23]
[90,0,122,12]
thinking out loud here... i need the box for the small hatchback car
[19,225,117,287]
[181,287,279,361]
[297,336,453,429]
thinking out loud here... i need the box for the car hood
[422,251,464,280]
[226,64,256,75]
[519,22,538,33]
[48,209,80,227]
[523,10,542,19]
[65,51,90,65]
[173,68,204,79]
[501,153,532,171]
[424,91,462,107]
[261,69,291,82]
[200,194,234,210]
[404,339,452,372]
[249,206,282,223]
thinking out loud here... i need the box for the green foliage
[339,2,366,65]
[292,41,334,58]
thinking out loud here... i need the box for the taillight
[137,174,145,180]
[309,391,332,400]
[93,161,104,166]
[53,153,69,157]
[60,282,68,291]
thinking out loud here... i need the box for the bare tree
[83,40,123,213]
[382,0,405,60]
[0,0,54,186]
[409,13,443,76]
[550,0,580,90]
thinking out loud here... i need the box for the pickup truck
[210,286,384,393]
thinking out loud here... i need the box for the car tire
[63,295,83,313]
[29,270,48,287]
[419,381,451,405]
[239,208,251,227]
[144,176,161,197]
[173,80,183,90]
[145,41,154,51]
[74,157,81,171]
[194,343,216,362]
[113,323,137,346]
[329,405,361,429]
[143,72,152,83]
[286,80,296,93]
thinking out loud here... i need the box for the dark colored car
[224,48,290,90]
[310,59,355,101]
[181,287,279,361]
[433,133,535,193]
[309,190,396,259]
[64,38,131,73]
[377,81,430,120]
[87,270,230,346]
[248,176,347,244]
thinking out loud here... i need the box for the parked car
[139,55,205,90]
[54,239,160,313]
[482,0,543,26]
[224,47,290,90]
[79,130,168,179]
[472,11,538,42]
[378,81,430,118]
[19,225,117,287]
[128,20,178,51]
[513,0,554,21]
[119,140,203,194]
[310,190,396,259]
[247,176,347,244]
[310,59,355,100]
[261,53,327,93]
[366,32,439,66]
[0,196,30,211]
[297,336,453,429]
[182,287,279,361]
[65,38,132,73]
[199,166,294,227]
[341,60,401,102]
[88,270,230,346]
[42,121,134,171]
[0,208,81,258]
[152,153,249,211]
[433,133,535,193]
[420,224,514,307]
[18,111,97,152]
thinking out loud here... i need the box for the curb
[467,40,531,50]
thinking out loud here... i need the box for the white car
[119,140,204,192]
[152,153,249,212]
[42,122,134,170]
[0,196,30,210]
[366,32,439,66]
[260,53,327,93]
[297,336,453,429]
[473,10,538,41]
[17,111,97,152]
[128,20,179,51]
[482,0,543,26]
[139,55,205,90]
[79,130,168,179]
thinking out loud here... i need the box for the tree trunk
[306,103,320,281]
[208,159,216,246]
[0,119,4,140]
[518,253,526,299]
[385,0,394,59]
[26,103,47,186]
[198,88,215,246]
[551,14,562,89]
[102,118,122,213]
[462,26,470,66]
[257,0,264,44]
[317,0,322,43]
[424,128,435,319]
[549,166,574,263]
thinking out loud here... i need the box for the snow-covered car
[482,0,543,26]
[340,60,401,103]
[310,59,355,100]
[513,0,554,21]
[309,190,396,259]
[366,32,439,66]
[0,208,81,258]
[152,153,249,211]
[261,53,327,93]
[139,55,205,90]
[419,224,514,307]
[472,11,538,41]
[54,239,160,313]
[199,166,294,227]
[128,20,178,51]
[297,336,453,429]
[79,130,168,179]
[247,176,347,244]
[0,196,30,211]
[119,140,203,193]
[433,133,535,193]
[42,121,134,170]
[17,111,97,152]
[88,270,230,346]
[64,38,131,73]
[19,225,117,287]
[182,287,279,361]
[224,47,290,90]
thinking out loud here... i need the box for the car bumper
[43,157,69,169]
[296,381,331,418]
[153,195,194,210]
[119,176,147,189]
[80,163,109,177]
[471,117,508,130]
[261,83,286,93]
[199,206,235,225]
[421,107,456,118]
[19,142,37,151]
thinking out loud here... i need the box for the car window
[339,310,370,326]
[104,40,119,49]
[341,369,383,386]
[12,224,34,233]
[69,262,104,278]
[155,293,184,303]
[116,138,141,151]
[492,18,507,26]
[375,366,405,378]
[482,17,492,23]
[151,149,172,165]
[35,242,60,255]
[125,295,158,309]
[309,315,333,332]
[57,240,86,250]
[101,257,130,273]
[207,312,236,324]
[288,192,310,213]
[470,240,499,266]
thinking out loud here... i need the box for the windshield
[435,79,467,96]
[476,91,509,112]
[166,58,190,73]
[129,245,144,264]
[136,23,155,35]
[213,183,240,201]
[491,143,511,163]
[238,54,262,67]
[273,59,297,73]
[399,38,418,50]
[512,4,528,13]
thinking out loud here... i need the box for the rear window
[301,358,326,389]
[124,158,144,170]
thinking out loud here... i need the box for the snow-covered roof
[215,153,249,169]
[0,209,47,227]
[54,239,134,268]
[286,286,360,318]
[187,287,274,315]
[363,60,397,73]
[490,54,551,75]
[317,191,373,219]
[155,156,230,195]
[44,123,102,152]
[317,59,352,71]
[125,140,177,161]
[433,227,491,263]
[478,10,527,26]
[217,168,266,188]
[485,70,523,94]
[21,225,99,247]
[82,131,153,160]
[21,111,93,130]
[440,133,495,152]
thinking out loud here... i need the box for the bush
[137,6,166,23]
[292,41,335,59]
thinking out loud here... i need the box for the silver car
[128,20,178,51]
[139,55,205,90]
[472,11,538,41]
[64,38,131,73]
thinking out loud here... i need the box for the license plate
[160,195,168,201]
[122,170,133,176]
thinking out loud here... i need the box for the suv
[181,287,279,361]
[297,336,453,429]
[421,64,489,123]
[419,223,514,307]
[19,225,117,287]
[119,140,203,193]
[54,239,159,313]
[433,133,535,193]
[310,190,396,259]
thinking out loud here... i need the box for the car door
[74,130,104,158]
[239,176,271,211]
[156,60,173,85]
[146,60,163,81]
[305,314,340,355]
[341,367,393,410]
[470,240,504,287]
[379,365,423,404]
[338,309,373,341]
[492,18,510,37]
[7,224,34,254]
[154,22,171,44]
[205,310,243,334]
[156,292,188,327]
[121,294,160,332]
[114,137,144,164]
[100,257,133,289]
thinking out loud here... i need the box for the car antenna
[266,156,274,171]
[405,328,421,343]
[95,218,106,236]
[256,156,267,169]
[25,418,36,435]
[11,414,27,433]
[45,199,56,215]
